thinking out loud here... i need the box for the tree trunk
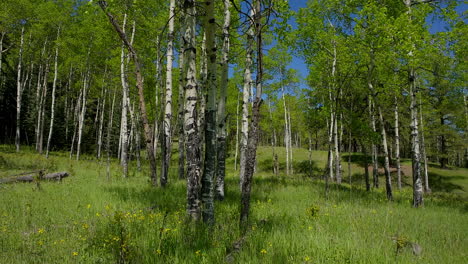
[419,96,430,193]
[177,32,186,180]
[333,107,341,183]
[239,8,254,190]
[119,13,129,178]
[153,37,161,162]
[198,32,207,163]
[38,62,50,154]
[76,70,89,160]
[326,112,334,180]
[70,86,82,158]
[181,0,201,220]
[267,98,278,176]
[361,142,370,191]
[99,1,158,185]
[107,90,116,180]
[369,97,379,188]
[394,95,402,189]
[200,0,217,224]
[282,86,290,176]
[215,0,231,200]
[240,0,263,228]
[378,106,393,200]
[15,27,24,152]
[234,91,240,171]
[161,0,176,187]
[410,68,423,207]
[46,28,60,158]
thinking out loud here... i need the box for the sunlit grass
[0,145,467,263]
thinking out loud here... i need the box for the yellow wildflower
[72,252,78,256]
[304,256,311,262]
[37,228,45,234]
[156,249,161,255]
[260,249,267,254]
[195,250,201,256]
[87,204,91,209]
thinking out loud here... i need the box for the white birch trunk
[239,8,254,189]
[183,0,201,220]
[369,97,379,188]
[162,0,176,187]
[394,95,402,189]
[76,70,89,160]
[38,62,49,154]
[119,14,129,177]
[215,0,231,200]
[234,91,240,171]
[282,88,290,176]
[419,96,430,192]
[15,27,24,152]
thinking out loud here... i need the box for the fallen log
[0,172,69,184]
[43,172,69,180]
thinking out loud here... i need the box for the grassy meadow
[0,144,467,263]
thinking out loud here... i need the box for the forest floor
[0,144,467,263]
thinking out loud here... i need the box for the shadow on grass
[428,172,465,193]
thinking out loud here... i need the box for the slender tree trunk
[38,62,50,154]
[215,0,231,200]
[234,91,240,171]
[282,87,290,176]
[267,98,278,176]
[362,142,370,191]
[240,0,263,228]
[100,1,158,185]
[198,32,207,162]
[177,33,186,180]
[153,37,161,160]
[333,107,341,183]
[119,14,129,177]
[200,0,217,224]
[377,106,393,200]
[181,0,201,219]
[15,27,24,152]
[70,87,82,158]
[35,62,44,151]
[326,112,334,180]
[404,0,423,207]
[348,130,352,185]
[394,95,402,189]
[107,90,116,180]
[161,0,176,187]
[419,96,430,193]
[76,70,89,160]
[369,97,379,188]
[46,28,60,158]
[239,9,254,190]
[409,68,423,207]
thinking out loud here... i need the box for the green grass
[0,144,467,263]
